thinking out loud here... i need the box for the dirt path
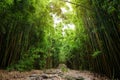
[0,69,110,80]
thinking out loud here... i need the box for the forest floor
[0,69,110,80]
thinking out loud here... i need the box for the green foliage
[0,0,52,69]
[102,0,118,14]
[92,50,102,58]
[7,52,39,71]
[7,47,47,71]
[61,66,68,72]
[74,0,120,79]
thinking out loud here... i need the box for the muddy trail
[0,69,110,80]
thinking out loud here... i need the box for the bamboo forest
[0,0,120,80]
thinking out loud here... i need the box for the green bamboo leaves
[67,0,120,79]
[92,50,102,58]
[0,0,52,69]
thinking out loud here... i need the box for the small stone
[30,74,39,77]
[41,74,50,79]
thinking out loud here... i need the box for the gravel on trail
[0,69,110,80]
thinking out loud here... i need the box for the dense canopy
[0,0,120,79]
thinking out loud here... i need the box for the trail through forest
[0,69,109,80]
